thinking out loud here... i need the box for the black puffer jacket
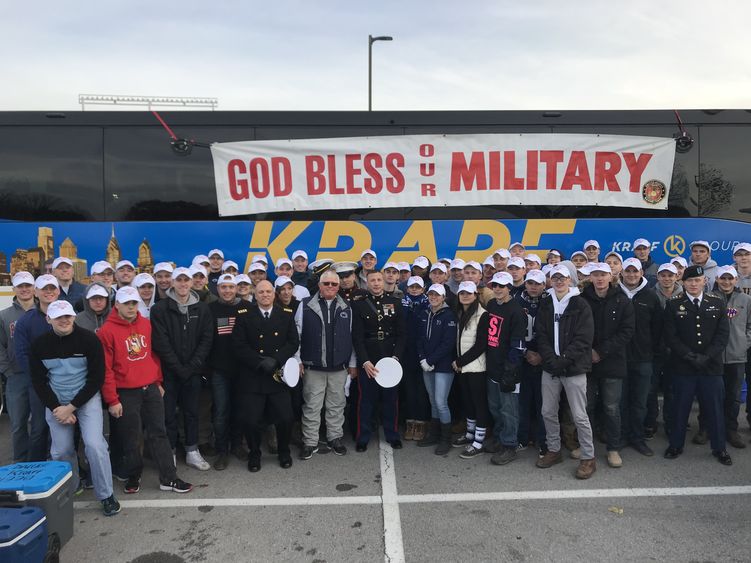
[581,284,635,379]
[536,289,594,377]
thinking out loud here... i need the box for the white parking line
[73,485,751,511]
[379,438,405,563]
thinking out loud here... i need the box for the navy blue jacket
[59,281,87,307]
[401,293,430,368]
[299,294,353,370]
[416,304,457,373]
[14,305,54,376]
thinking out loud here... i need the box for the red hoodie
[97,310,162,406]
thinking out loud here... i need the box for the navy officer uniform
[663,265,732,465]
[351,286,406,450]
[232,301,300,470]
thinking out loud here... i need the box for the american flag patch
[217,316,236,335]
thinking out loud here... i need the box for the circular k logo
[663,235,686,257]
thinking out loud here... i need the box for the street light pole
[368,34,393,111]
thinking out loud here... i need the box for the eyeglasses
[321,281,340,287]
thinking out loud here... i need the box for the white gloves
[344,376,352,398]
[420,359,434,372]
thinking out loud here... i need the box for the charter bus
[1,109,750,304]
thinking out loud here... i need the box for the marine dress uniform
[351,291,406,450]
[232,302,300,470]
[663,265,731,464]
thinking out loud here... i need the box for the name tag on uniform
[383,303,395,317]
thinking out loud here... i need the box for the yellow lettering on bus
[246,221,312,271]
[455,220,511,262]
[386,221,438,264]
[520,219,577,257]
[317,221,372,262]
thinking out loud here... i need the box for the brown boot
[412,421,426,442]
[404,420,415,441]
[727,431,746,449]
[536,450,563,468]
[576,459,597,479]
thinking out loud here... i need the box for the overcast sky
[3,1,749,111]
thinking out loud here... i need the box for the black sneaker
[664,447,683,459]
[74,482,85,496]
[631,441,654,457]
[327,438,347,456]
[101,495,121,517]
[491,446,517,466]
[159,478,193,493]
[644,426,656,440]
[124,477,141,494]
[299,445,318,460]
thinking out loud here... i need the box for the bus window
[698,125,751,221]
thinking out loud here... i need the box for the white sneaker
[185,450,211,471]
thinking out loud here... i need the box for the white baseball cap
[407,276,425,288]
[115,286,140,304]
[547,250,561,258]
[85,284,110,299]
[670,256,688,268]
[541,264,553,276]
[154,262,174,274]
[382,262,399,272]
[570,251,587,260]
[221,260,239,272]
[550,264,571,278]
[633,238,651,249]
[360,249,377,259]
[275,258,293,269]
[234,274,251,285]
[11,271,34,287]
[525,270,546,284]
[604,251,623,263]
[732,242,751,255]
[509,242,524,251]
[457,281,478,293]
[622,257,643,271]
[35,274,59,289]
[292,250,308,260]
[398,262,411,272]
[248,262,266,273]
[134,273,155,287]
[717,265,739,279]
[47,300,76,319]
[464,260,482,271]
[438,257,452,265]
[427,284,446,296]
[171,267,191,280]
[657,263,678,275]
[491,272,513,286]
[192,254,210,266]
[217,273,237,286]
[208,248,224,259]
[578,263,594,276]
[430,263,447,274]
[413,256,430,270]
[483,257,495,268]
[252,254,269,265]
[493,248,511,259]
[52,257,73,269]
[588,262,613,274]
[507,257,525,269]
[189,265,207,278]
[450,259,466,270]
[91,261,114,275]
[524,254,542,265]
[274,275,294,289]
[583,240,600,250]
[689,240,711,251]
[116,260,135,270]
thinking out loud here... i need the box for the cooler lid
[0,462,72,495]
[0,507,46,545]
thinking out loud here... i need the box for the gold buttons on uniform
[260,335,264,339]
[260,349,264,353]
[697,342,702,345]
[274,332,278,336]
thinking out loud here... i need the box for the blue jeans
[517,364,546,448]
[486,378,520,447]
[5,371,49,462]
[621,362,653,444]
[211,371,233,453]
[422,371,454,424]
[45,393,113,501]
[586,376,623,451]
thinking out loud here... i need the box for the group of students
[1,238,749,516]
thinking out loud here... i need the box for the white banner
[211,133,676,216]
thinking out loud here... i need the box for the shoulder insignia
[670,294,683,300]
[283,307,293,313]
[237,308,248,314]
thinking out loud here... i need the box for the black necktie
[264,311,270,319]
[693,298,700,308]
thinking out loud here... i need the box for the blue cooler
[0,506,51,563]
[0,462,73,551]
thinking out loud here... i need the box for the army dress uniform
[351,291,406,448]
[232,303,300,467]
[663,288,730,456]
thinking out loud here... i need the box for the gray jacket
[74,282,112,333]
[0,299,32,376]
[716,289,751,364]
[655,284,683,309]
